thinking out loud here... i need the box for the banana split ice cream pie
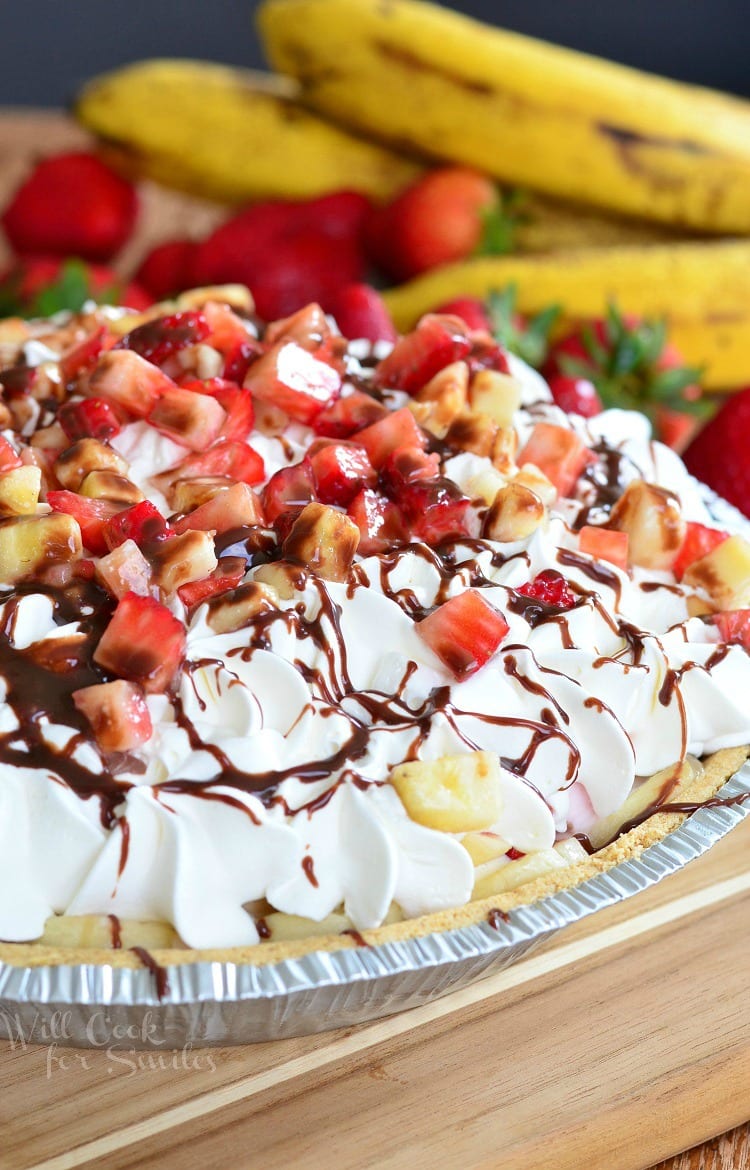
[0,288,748,969]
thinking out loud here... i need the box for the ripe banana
[258,0,750,233]
[514,194,687,254]
[381,240,750,390]
[75,58,421,203]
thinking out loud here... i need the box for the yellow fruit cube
[390,750,504,833]
[0,466,42,515]
[682,533,750,610]
[469,370,522,427]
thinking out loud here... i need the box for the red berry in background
[365,167,503,283]
[134,239,199,299]
[434,297,493,334]
[325,283,397,343]
[2,152,138,262]
[683,386,750,519]
[547,374,603,418]
[250,229,363,321]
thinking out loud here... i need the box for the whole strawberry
[135,238,199,300]
[0,256,151,316]
[365,167,520,282]
[2,152,138,262]
[683,387,750,519]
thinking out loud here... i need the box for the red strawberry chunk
[181,378,255,443]
[115,311,210,367]
[374,314,472,394]
[222,339,264,384]
[313,390,387,438]
[178,556,246,608]
[714,610,750,650]
[417,591,509,679]
[201,301,255,355]
[104,500,172,551]
[148,385,227,450]
[170,440,265,487]
[466,336,511,376]
[579,525,629,570]
[172,482,265,535]
[59,324,108,384]
[672,520,729,581]
[262,458,317,524]
[325,283,397,344]
[518,570,576,609]
[244,340,341,424]
[398,477,477,544]
[94,592,186,693]
[378,445,441,497]
[518,422,591,498]
[58,397,122,443]
[89,349,175,418]
[47,489,121,556]
[548,375,603,419]
[0,436,22,472]
[347,488,407,555]
[355,407,427,469]
[72,680,153,752]
[310,441,376,506]
[434,297,492,334]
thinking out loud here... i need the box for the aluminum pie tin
[1,486,749,1049]
[0,760,747,1050]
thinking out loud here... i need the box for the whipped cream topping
[0,318,749,949]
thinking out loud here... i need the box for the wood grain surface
[0,110,748,1170]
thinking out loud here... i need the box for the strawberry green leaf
[486,284,560,369]
[477,189,527,257]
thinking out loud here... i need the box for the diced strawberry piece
[417,590,509,679]
[94,591,186,693]
[261,458,317,524]
[264,303,332,350]
[115,311,210,367]
[134,239,199,300]
[96,539,152,599]
[466,335,512,376]
[47,489,121,556]
[172,482,265,535]
[579,525,630,570]
[148,385,227,450]
[325,283,397,343]
[201,301,254,355]
[58,397,121,443]
[355,407,427,469]
[548,375,603,419]
[222,339,264,384]
[0,436,22,472]
[714,609,750,650]
[89,349,175,418]
[104,500,172,551]
[72,680,153,752]
[313,390,387,438]
[181,377,255,442]
[177,556,246,608]
[309,441,376,506]
[170,440,265,487]
[518,422,591,498]
[347,488,407,555]
[399,477,478,544]
[672,520,729,581]
[374,314,472,394]
[378,445,441,497]
[244,340,341,424]
[518,570,576,610]
[434,297,492,333]
[59,324,108,384]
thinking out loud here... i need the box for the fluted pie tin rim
[0,759,748,1048]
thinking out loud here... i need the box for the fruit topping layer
[1,291,749,949]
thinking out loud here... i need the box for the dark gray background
[2,0,749,106]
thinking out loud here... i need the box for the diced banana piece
[483,481,545,542]
[282,501,360,581]
[609,480,686,570]
[472,847,568,900]
[55,438,129,491]
[391,750,504,833]
[461,830,512,866]
[469,370,521,428]
[586,756,703,850]
[412,361,469,437]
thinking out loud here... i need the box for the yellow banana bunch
[381,240,750,390]
[75,58,421,203]
[258,0,750,233]
[514,194,686,254]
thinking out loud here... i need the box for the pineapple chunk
[206,581,279,634]
[682,533,750,610]
[282,501,360,581]
[148,529,217,594]
[472,847,568,900]
[461,830,512,866]
[254,560,305,601]
[79,471,144,504]
[469,370,521,428]
[445,410,499,458]
[0,466,42,515]
[391,750,505,833]
[609,480,686,570]
[483,482,545,542]
[0,514,82,584]
[412,361,469,437]
[55,439,129,491]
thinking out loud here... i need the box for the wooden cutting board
[0,109,748,1170]
[1,815,748,1170]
